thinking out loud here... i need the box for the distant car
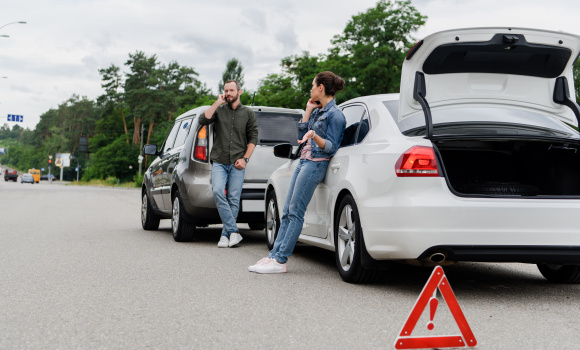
[21,174,34,184]
[40,174,55,181]
[141,105,304,242]
[4,169,18,182]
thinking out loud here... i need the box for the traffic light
[48,159,52,164]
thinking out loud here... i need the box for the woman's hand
[305,99,319,111]
[298,130,316,144]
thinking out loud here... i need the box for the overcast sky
[2,0,580,130]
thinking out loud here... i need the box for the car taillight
[194,126,208,161]
[395,146,439,177]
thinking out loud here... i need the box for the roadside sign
[394,266,477,349]
[41,167,45,172]
[75,167,79,172]
[7,114,23,122]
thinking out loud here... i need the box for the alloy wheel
[172,197,180,234]
[337,204,356,271]
[266,198,277,245]
[141,194,148,225]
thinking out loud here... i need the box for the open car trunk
[435,138,580,197]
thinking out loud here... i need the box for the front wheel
[334,195,378,283]
[172,190,195,242]
[265,191,280,250]
[141,192,160,230]
[537,263,580,284]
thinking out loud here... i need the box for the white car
[266,27,580,284]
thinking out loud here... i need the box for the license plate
[242,200,263,212]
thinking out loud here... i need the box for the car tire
[248,222,266,231]
[265,190,280,250]
[334,195,378,284]
[171,190,195,242]
[141,192,160,230]
[537,263,580,284]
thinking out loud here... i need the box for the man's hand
[234,158,247,170]
[217,94,227,105]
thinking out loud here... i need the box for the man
[198,80,258,248]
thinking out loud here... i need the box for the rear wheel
[141,192,160,230]
[537,263,580,284]
[334,195,378,283]
[265,191,280,250]
[172,190,195,242]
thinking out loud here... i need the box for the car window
[340,105,366,147]
[161,121,182,154]
[172,117,194,149]
[356,111,370,143]
[255,111,303,146]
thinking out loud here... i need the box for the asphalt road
[1,178,579,349]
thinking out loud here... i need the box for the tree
[218,58,245,92]
[329,0,426,96]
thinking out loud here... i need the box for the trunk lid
[399,27,580,133]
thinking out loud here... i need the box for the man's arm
[199,94,226,125]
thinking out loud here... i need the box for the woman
[249,71,346,274]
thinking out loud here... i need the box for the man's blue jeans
[269,159,328,264]
[212,162,245,238]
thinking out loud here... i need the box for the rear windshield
[256,111,303,146]
[387,104,579,139]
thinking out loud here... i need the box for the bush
[133,173,144,187]
[105,176,119,185]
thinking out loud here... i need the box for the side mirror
[273,143,293,159]
[143,144,159,156]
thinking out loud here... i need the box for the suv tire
[141,193,160,230]
[172,190,195,242]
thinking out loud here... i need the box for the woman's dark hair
[315,71,345,96]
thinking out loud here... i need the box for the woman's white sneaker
[255,259,287,274]
[248,257,272,272]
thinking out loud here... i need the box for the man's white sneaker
[217,236,229,248]
[254,259,287,274]
[228,232,243,247]
[248,257,272,272]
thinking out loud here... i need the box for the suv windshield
[384,101,579,139]
[256,111,303,146]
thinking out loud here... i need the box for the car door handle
[330,163,341,170]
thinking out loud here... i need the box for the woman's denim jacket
[297,99,346,159]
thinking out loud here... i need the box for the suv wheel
[537,263,580,284]
[334,195,378,283]
[172,190,195,242]
[141,193,160,230]
[265,191,280,250]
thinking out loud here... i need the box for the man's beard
[226,93,239,105]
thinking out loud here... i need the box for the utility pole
[139,123,144,176]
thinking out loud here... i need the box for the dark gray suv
[141,105,303,242]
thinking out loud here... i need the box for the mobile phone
[315,100,321,105]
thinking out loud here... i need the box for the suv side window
[162,121,182,154]
[340,105,366,147]
[172,117,194,149]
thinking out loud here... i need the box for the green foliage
[218,58,245,92]
[574,64,580,104]
[255,0,427,108]
[1,0,428,183]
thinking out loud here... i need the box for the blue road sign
[41,167,45,172]
[7,114,23,122]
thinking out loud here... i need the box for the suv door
[151,121,181,211]
[160,117,193,209]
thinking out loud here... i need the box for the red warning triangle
[394,266,477,349]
